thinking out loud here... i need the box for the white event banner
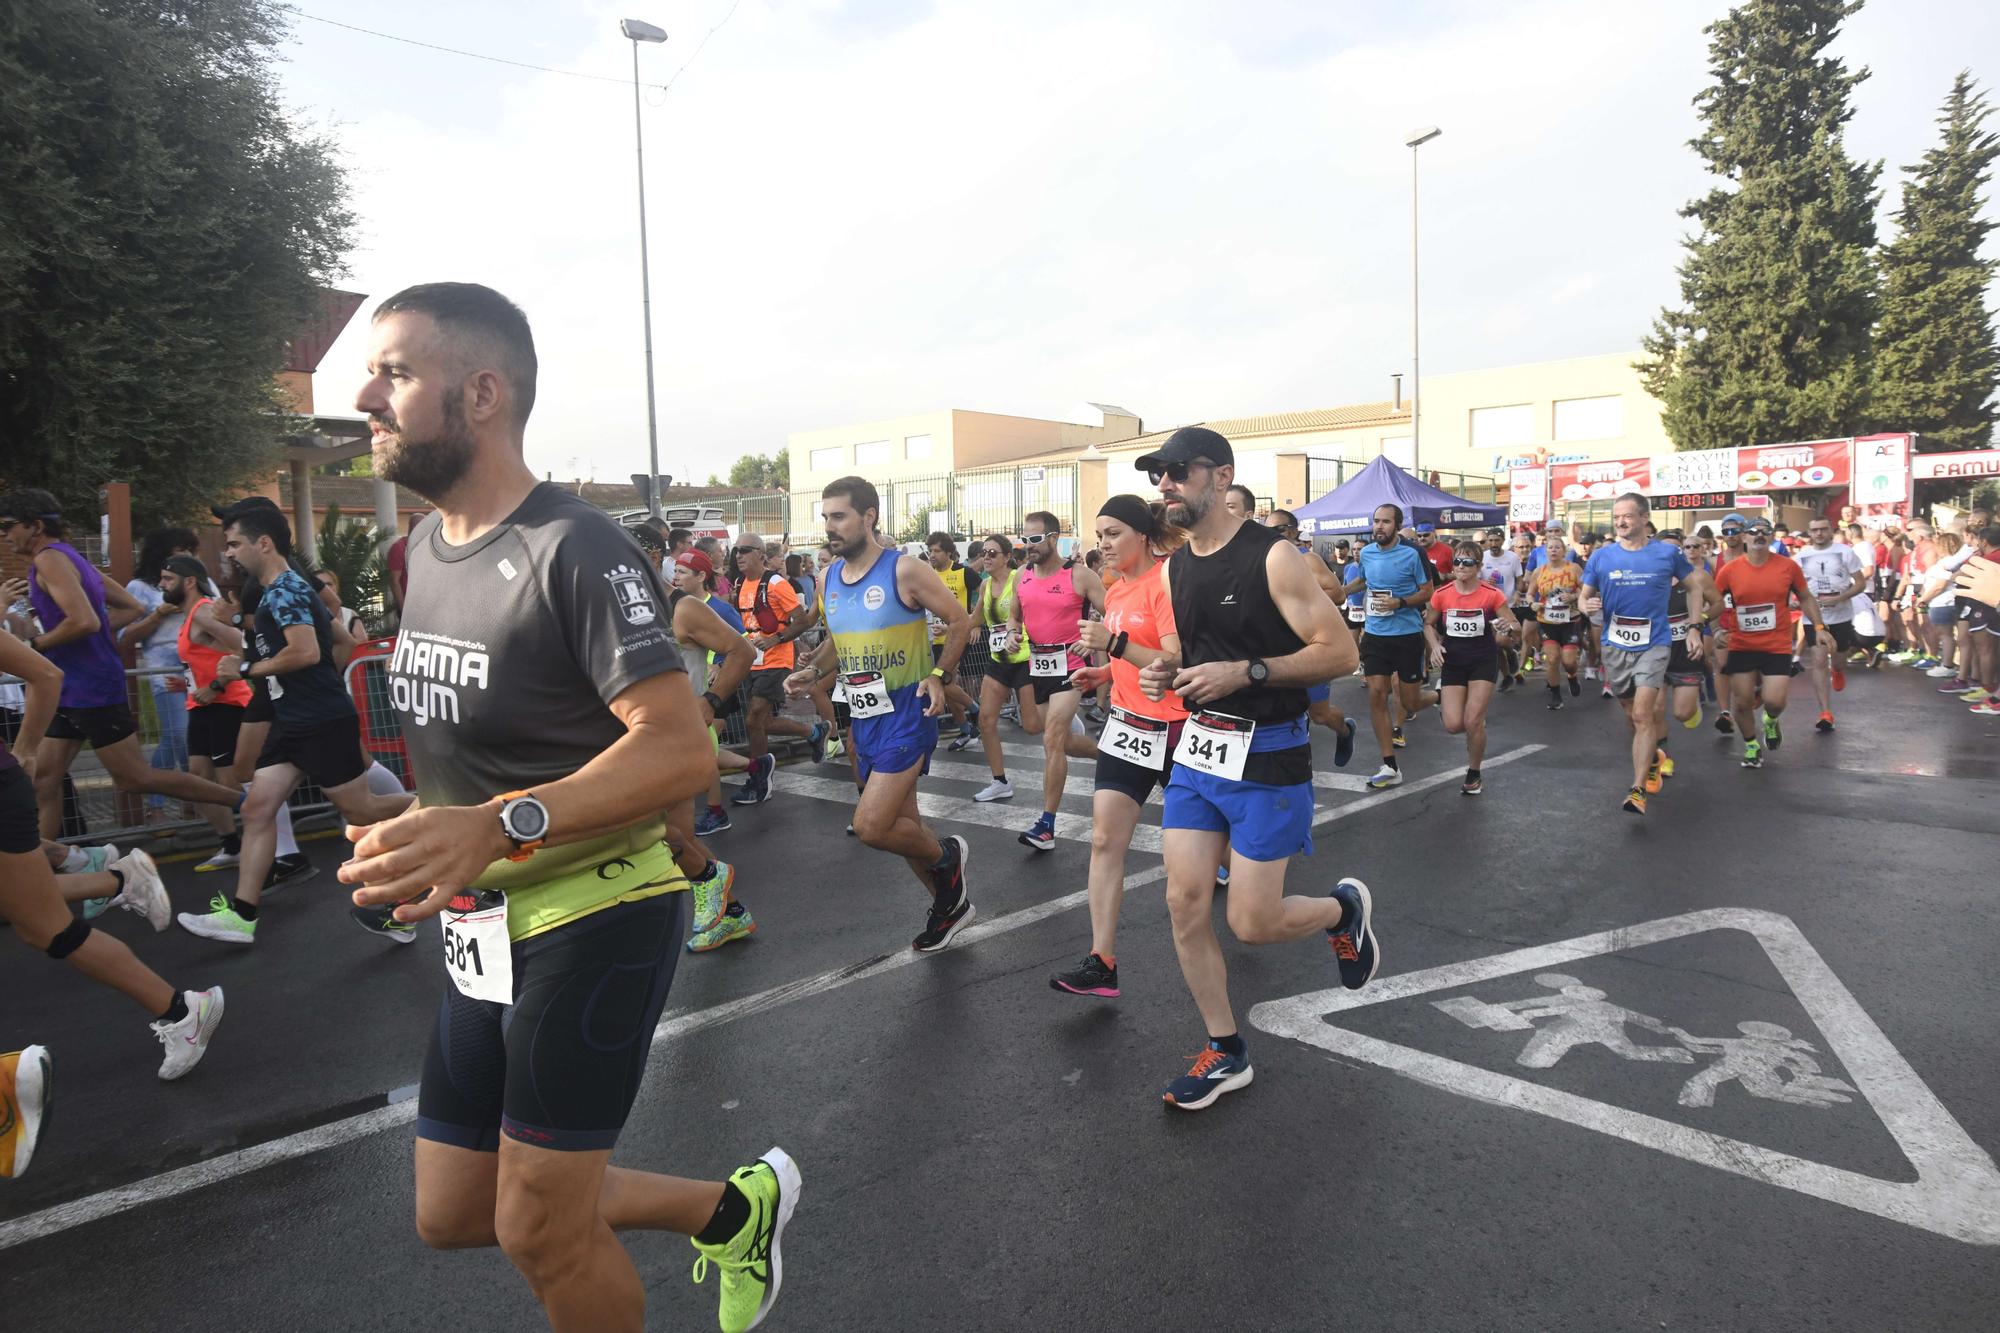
[1648,447,1737,496]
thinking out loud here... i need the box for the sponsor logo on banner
[1911,450,2000,482]
[1509,466,1548,525]
[1650,447,1738,496]
[1736,439,1849,491]
[1851,433,1912,506]
[1551,458,1649,503]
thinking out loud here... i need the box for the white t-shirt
[1481,549,1523,603]
[124,579,187,675]
[1795,544,1864,625]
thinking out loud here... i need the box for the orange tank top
[177,597,252,709]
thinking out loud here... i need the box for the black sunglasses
[734,545,763,555]
[1452,557,1479,567]
[1147,458,1213,485]
[1747,525,1774,536]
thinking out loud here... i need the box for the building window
[1469,404,1535,450]
[854,439,891,467]
[905,434,933,460]
[809,446,844,472]
[1381,435,1414,468]
[1554,395,1623,442]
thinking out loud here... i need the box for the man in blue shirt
[1343,503,1437,790]
[1580,493,1707,816]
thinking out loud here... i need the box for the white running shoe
[61,843,119,875]
[109,849,170,931]
[1924,665,1957,678]
[152,987,225,1081]
[973,777,1014,802]
[1366,763,1403,791]
[193,849,241,872]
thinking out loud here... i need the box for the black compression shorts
[417,892,687,1153]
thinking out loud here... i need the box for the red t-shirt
[1430,581,1509,660]
[1426,540,1455,575]
[1715,553,1809,654]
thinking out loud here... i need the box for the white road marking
[1247,907,2000,1245]
[0,743,1543,1250]
[924,755,1160,806]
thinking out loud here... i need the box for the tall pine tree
[1871,72,1999,458]
[1641,0,1882,450]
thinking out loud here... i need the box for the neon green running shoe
[176,893,256,946]
[687,861,736,934]
[688,905,757,953]
[690,1147,801,1332]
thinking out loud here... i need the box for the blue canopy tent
[1292,456,1507,537]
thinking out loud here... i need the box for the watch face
[508,799,548,841]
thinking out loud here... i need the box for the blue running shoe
[1327,878,1378,990]
[694,806,731,836]
[807,720,829,765]
[1017,817,1055,853]
[1334,717,1356,768]
[1214,863,1231,890]
[730,754,777,806]
[1162,1040,1253,1111]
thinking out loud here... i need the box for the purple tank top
[27,542,129,708]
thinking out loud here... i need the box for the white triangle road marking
[1247,907,2000,1244]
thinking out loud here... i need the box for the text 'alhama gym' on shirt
[389,484,687,917]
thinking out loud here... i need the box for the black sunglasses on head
[1147,458,1212,485]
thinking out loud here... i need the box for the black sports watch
[701,690,725,715]
[1246,658,1270,687]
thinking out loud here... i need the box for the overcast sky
[274,0,2000,485]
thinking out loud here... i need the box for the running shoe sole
[7,1045,50,1178]
[193,853,240,873]
[176,914,255,945]
[913,900,976,953]
[746,1147,802,1331]
[1017,829,1056,851]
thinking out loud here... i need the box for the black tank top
[1168,520,1308,726]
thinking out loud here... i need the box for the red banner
[1550,438,1853,504]
[1732,439,1849,492]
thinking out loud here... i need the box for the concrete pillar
[1077,457,1109,531]
[1276,452,1311,508]
[291,459,317,564]
[373,475,400,551]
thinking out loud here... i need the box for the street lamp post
[1405,125,1441,478]
[621,18,668,517]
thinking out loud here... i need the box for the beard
[376,391,477,501]
[1167,488,1213,529]
[162,584,186,606]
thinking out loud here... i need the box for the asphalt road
[4,660,1998,1331]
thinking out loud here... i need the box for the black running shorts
[186,703,245,765]
[1802,622,1861,651]
[246,677,276,724]
[1361,632,1427,683]
[1440,656,1499,689]
[1537,621,1579,647]
[1093,720,1181,805]
[0,766,39,855]
[255,714,366,789]
[45,703,137,749]
[417,892,686,1153]
[983,658,1033,693]
[1722,650,1794,677]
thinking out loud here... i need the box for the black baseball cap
[162,555,210,581]
[1135,426,1234,473]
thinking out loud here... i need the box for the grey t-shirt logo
[605,563,658,627]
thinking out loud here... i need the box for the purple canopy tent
[1292,456,1506,537]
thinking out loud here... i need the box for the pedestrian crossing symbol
[1248,908,2000,1243]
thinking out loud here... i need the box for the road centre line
[0,744,1542,1251]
